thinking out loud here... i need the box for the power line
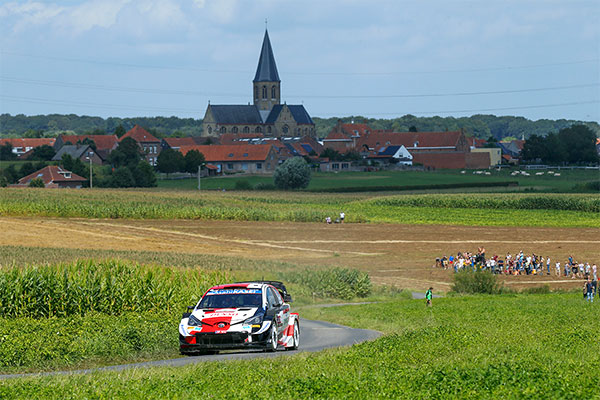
[1,50,598,76]
[2,94,597,117]
[2,76,598,99]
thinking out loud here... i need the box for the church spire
[253,29,280,82]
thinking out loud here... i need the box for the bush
[451,270,502,294]
[283,268,371,300]
[234,180,253,190]
[254,182,276,191]
[28,178,45,188]
[274,157,311,190]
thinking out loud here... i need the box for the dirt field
[2,217,598,292]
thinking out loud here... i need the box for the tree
[109,137,142,168]
[273,157,311,190]
[520,134,546,163]
[28,178,45,188]
[320,148,343,161]
[132,160,157,187]
[114,125,126,138]
[408,125,418,132]
[558,125,598,164]
[0,143,16,161]
[184,149,205,174]
[157,148,184,175]
[60,154,87,177]
[111,167,135,187]
[30,145,56,161]
[19,162,37,178]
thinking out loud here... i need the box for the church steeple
[253,29,280,111]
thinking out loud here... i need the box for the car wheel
[286,321,299,351]
[266,323,278,352]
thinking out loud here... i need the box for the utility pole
[87,151,94,189]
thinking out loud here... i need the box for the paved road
[0,319,381,380]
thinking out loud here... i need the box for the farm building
[14,165,87,188]
[0,138,56,158]
[120,125,161,166]
[52,144,103,165]
[54,134,118,161]
[178,144,280,174]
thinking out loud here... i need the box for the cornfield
[0,259,231,318]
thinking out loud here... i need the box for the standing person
[339,212,345,223]
[546,256,551,275]
[555,261,561,277]
[425,287,433,307]
[584,279,594,303]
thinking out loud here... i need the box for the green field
[158,169,600,193]
[1,293,597,398]
[1,188,598,227]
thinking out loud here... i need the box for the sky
[0,0,599,122]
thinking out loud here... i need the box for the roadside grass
[158,169,600,193]
[1,188,598,227]
[1,293,597,398]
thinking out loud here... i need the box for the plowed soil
[2,217,598,292]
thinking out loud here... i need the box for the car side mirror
[284,294,292,303]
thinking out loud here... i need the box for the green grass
[0,188,598,227]
[158,169,600,193]
[1,293,597,398]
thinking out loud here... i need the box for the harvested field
[2,217,598,292]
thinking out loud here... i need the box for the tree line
[2,113,598,141]
[520,125,599,165]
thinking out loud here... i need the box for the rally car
[179,281,299,355]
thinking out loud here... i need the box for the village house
[14,165,86,188]
[120,125,161,166]
[178,144,280,174]
[54,134,118,162]
[0,138,56,158]
[52,144,103,165]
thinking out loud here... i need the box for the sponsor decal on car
[206,289,261,295]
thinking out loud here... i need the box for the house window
[332,163,339,170]
[342,163,349,170]
[227,163,234,170]
[262,85,267,99]
[256,163,262,170]
[243,153,248,157]
[220,126,226,133]
[255,126,262,133]
[228,153,234,157]
[243,126,249,133]
[271,86,276,99]
[232,126,238,133]
[242,163,248,170]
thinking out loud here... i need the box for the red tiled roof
[469,137,488,148]
[341,123,371,137]
[60,135,118,151]
[323,131,352,141]
[17,165,86,185]
[178,144,274,162]
[358,131,463,149]
[120,125,160,143]
[162,137,198,148]
[0,138,55,148]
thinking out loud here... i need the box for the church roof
[253,30,280,82]
[265,104,314,125]
[209,105,264,124]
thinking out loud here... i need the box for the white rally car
[179,281,299,354]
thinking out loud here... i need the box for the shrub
[254,182,276,190]
[274,157,311,190]
[451,270,502,294]
[28,178,45,188]
[234,180,253,190]
[283,268,371,300]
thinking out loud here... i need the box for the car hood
[192,307,259,327]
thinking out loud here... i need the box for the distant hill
[1,113,598,140]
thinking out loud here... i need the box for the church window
[267,126,272,134]
[220,126,226,133]
[262,86,267,99]
[255,86,258,100]
[282,125,289,134]
[271,86,276,99]
[255,126,262,133]
[243,126,250,133]
[232,126,238,133]
[304,128,307,135]
[208,126,212,134]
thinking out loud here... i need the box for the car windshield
[198,288,262,309]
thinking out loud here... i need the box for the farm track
[1,217,598,291]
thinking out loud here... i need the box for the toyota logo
[217,323,226,328]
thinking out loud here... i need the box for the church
[202,30,315,138]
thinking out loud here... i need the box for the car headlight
[244,315,263,325]
[188,314,201,326]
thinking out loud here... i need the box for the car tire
[266,323,278,352]
[286,321,299,351]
